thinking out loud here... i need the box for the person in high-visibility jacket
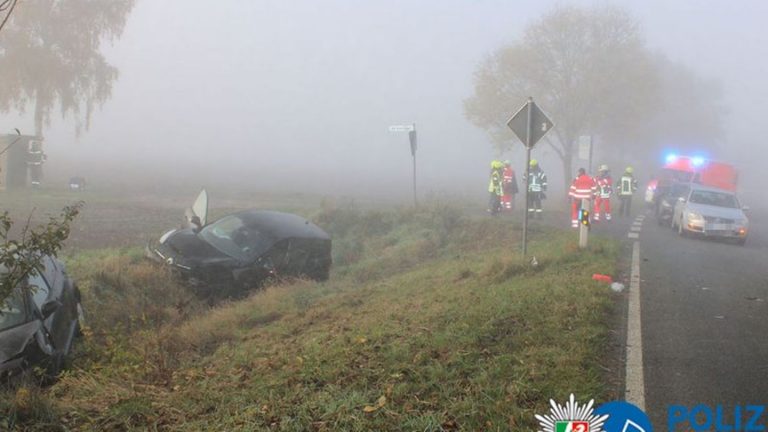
[593,164,613,222]
[487,160,504,215]
[569,167,597,228]
[618,166,639,217]
[523,159,547,218]
[501,160,518,211]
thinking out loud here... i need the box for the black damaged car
[0,255,84,381]
[147,190,332,292]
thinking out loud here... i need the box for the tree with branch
[0,0,135,137]
[465,6,659,191]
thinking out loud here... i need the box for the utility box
[0,134,44,190]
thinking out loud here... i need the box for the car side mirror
[41,299,62,319]
[742,205,750,212]
[677,197,686,203]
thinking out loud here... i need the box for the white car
[671,185,749,245]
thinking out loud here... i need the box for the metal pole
[522,97,533,256]
[588,136,593,174]
[412,123,417,207]
[412,151,417,207]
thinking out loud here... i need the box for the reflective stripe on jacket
[569,174,597,199]
[525,169,547,193]
[619,175,638,196]
[595,176,612,198]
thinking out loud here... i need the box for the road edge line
[625,240,646,409]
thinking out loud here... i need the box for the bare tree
[0,0,135,137]
[465,6,659,190]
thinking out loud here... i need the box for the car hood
[686,203,746,220]
[0,321,40,366]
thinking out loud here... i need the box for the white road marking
[625,241,645,409]
[632,221,643,226]
[628,232,639,239]
[630,226,642,232]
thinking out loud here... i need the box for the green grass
[2,201,619,431]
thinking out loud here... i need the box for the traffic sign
[388,124,415,132]
[578,136,592,160]
[506,100,554,148]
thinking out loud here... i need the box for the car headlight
[687,212,704,222]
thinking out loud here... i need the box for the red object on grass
[592,274,613,283]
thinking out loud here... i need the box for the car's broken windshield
[0,291,27,331]
[198,215,274,260]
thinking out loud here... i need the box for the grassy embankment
[2,201,619,431]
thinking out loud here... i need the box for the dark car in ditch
[147,190,332,292]
[0,255,84,381]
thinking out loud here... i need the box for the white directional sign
[578,135,592,160]
[388,124,415,132]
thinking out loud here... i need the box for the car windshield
[663,169,694,183]
[0,291,27,331]
[689,190,739,208]
[198,215,274,260]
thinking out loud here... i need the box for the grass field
[1,197,620,431]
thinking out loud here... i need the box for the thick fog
[2,0,767,204]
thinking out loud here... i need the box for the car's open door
[185,188,208,230]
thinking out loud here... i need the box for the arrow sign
[506,100,554,148]
[388,124,415,132]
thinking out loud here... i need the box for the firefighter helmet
[625,166,634,174]
[530,159,538,167]
[491,160,504,169]
[504,160,511,166]
[599,164,609,172]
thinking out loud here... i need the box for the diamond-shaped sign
[506,100,554,148]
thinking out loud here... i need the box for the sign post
[578,135,593,173]
[388,123,418,206]
[579,198,590,249]
[506,97,554,256]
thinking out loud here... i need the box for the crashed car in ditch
[147,190,332,292]
[0,255,84,381]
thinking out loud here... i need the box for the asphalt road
[594,205,768,430]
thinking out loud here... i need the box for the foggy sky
[3,0,766,201]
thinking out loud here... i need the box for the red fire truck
[645,154,738,205]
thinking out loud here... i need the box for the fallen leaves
[362,395,387,413]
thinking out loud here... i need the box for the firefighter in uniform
[500,160,518,211]
[487,160,504,215]
[524,159,547,218]
[594,164,613,222]
[619,166,638,217]
[569,168,597,228]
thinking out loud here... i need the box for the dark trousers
[619,195,632,217]
[527,192,543,218]
[488,193,501,215]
